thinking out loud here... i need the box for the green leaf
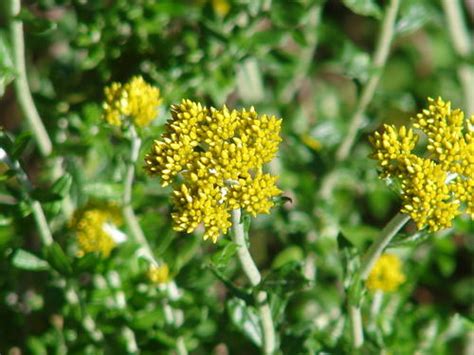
[44,242,73,276]
[237,58,264,103]
[227,298,262,347]
[211,240,238,270]
[262,262,310,296]
[74,252,100,273]
[337,232,354,250]
[272,246,304,269]
[132,309,165,330]
[342,0,382,19]
[51,173,73,198]
[83,182,123,200]
[30,188,63,203]
[11,249,50,271]
[396,2,435,36]
[0,31,16,97]
[208,264,253,304]
[340,224,379,250]
[16,8,57,35]
[0,129,14,156]
[11,132,32,159]
[389,231,430,248]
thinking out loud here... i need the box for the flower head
[144,99,282,242]
[369,97,473,232]
[102,76,161,128]
[147,264,170,284]
[366,253,405,292]
[71,202,123,257]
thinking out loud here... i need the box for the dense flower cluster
[147,264,170,284]
[366,253,406,292]
[144,99,282,242]
[102,76,161,128]
[370,97,473,232]
[71,203,123,257]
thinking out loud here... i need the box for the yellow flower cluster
[147,264,170,284]
[144,99,282,242]
[366,253,405,292]
[71,203,123,257]
[370,97,473,232]
[102,76,161,128]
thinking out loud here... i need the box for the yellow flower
[369,97,473,232]
[71,203,123,257]
[212,0,230,17]
[102,76,161,128]
[147,264,170,284]
[144,99,282,242]
[194,0,231,17]
[366,253,405,292]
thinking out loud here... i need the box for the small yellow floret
[366,253,405,292]
[102,76,161,128]
[71,203,122,257]
[147,264,170,284]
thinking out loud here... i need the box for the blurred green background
[0,0,473,354]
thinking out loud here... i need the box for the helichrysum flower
[369,97,473,232]
[147,264,170,284]
[71,203,124,257]
[102,76,161,128]
[144,99,282,242]
[366,253,406,292]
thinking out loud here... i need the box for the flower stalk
[336,0,400,161]
[231,209,276,354]
[122,125,187,355]
[348,212,410,348]
[7,0,52,157]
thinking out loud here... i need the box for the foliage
[0,0,472,354]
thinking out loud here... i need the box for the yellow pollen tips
[102,76,161,128]
[144,99,283,242]
[70,202,123,257]
[369,97,473,232]
[147,264,170,285]
[366,254,406,292]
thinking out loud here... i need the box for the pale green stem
[7,0,73,219]
[123,126,153,256]
[441,0,474,116]
[7,0,52,157]
[359,212,410,280]
[122,126,187,355]
[349,212,410,348]
[4,153,53,246]
[336,0,400,161]
[349,305,364,349]
[231,209,276,354]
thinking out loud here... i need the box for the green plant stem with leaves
[349,212,410,348]
[441,0,474,116]
[336,0,400,162]
[7,0,74,219]
[2,150,53,245]
[2,145,104,341]
[231,208,276,354]
[123,126,187,355]
[7,0,52,157]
